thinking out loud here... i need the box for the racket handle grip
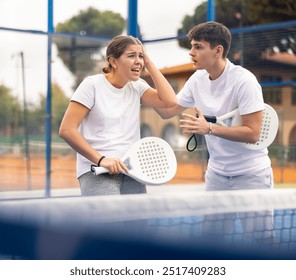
[91,165,109,175]
[196,113,217,123]
[204,115,217,123]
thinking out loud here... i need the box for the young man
[155,21,275,244]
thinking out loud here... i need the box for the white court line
[0,184,205,200]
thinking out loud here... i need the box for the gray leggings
[78,171,147,196]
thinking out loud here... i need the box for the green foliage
[177,0,296,49]
[55,7,125,88]
[56,8,124,37]
[0,85,21,133]
[0,83,69,138]
[177,3,207,49]
[245,0,296,24]
[35,83,70,135]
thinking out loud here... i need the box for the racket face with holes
[203,104,278,150]
[240,104,278,150]
[91,137,177,185]
[125,137,177,185]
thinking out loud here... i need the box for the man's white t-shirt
[177,59,271,176]
[71,74,150,178]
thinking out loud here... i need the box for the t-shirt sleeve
[71,77,95,109]
[136,78,151,96]
[237,72,265,115]
[176,76,196,108]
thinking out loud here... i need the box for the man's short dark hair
[188,21,232,58]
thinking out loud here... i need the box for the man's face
[189,39,218,71]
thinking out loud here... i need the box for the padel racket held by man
[203,103,278,150]
[91,137,177,185]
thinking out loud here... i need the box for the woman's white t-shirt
[71,74,150,178]
[177,59,271,176]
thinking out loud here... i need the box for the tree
[177,0,296,51]
[245,0,296,24]
[55,7,125,88]
[35,83,69,136]
[0,85,21,136]
[177,2,207,50]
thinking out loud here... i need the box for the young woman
[59,35,176,196]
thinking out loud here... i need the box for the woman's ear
[109,57,117,69]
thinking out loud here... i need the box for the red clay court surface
[0,156,295,191]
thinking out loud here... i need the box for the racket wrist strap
[208,122,213,136]
[97,156,106,166]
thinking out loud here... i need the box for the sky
[0,0,203,104]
